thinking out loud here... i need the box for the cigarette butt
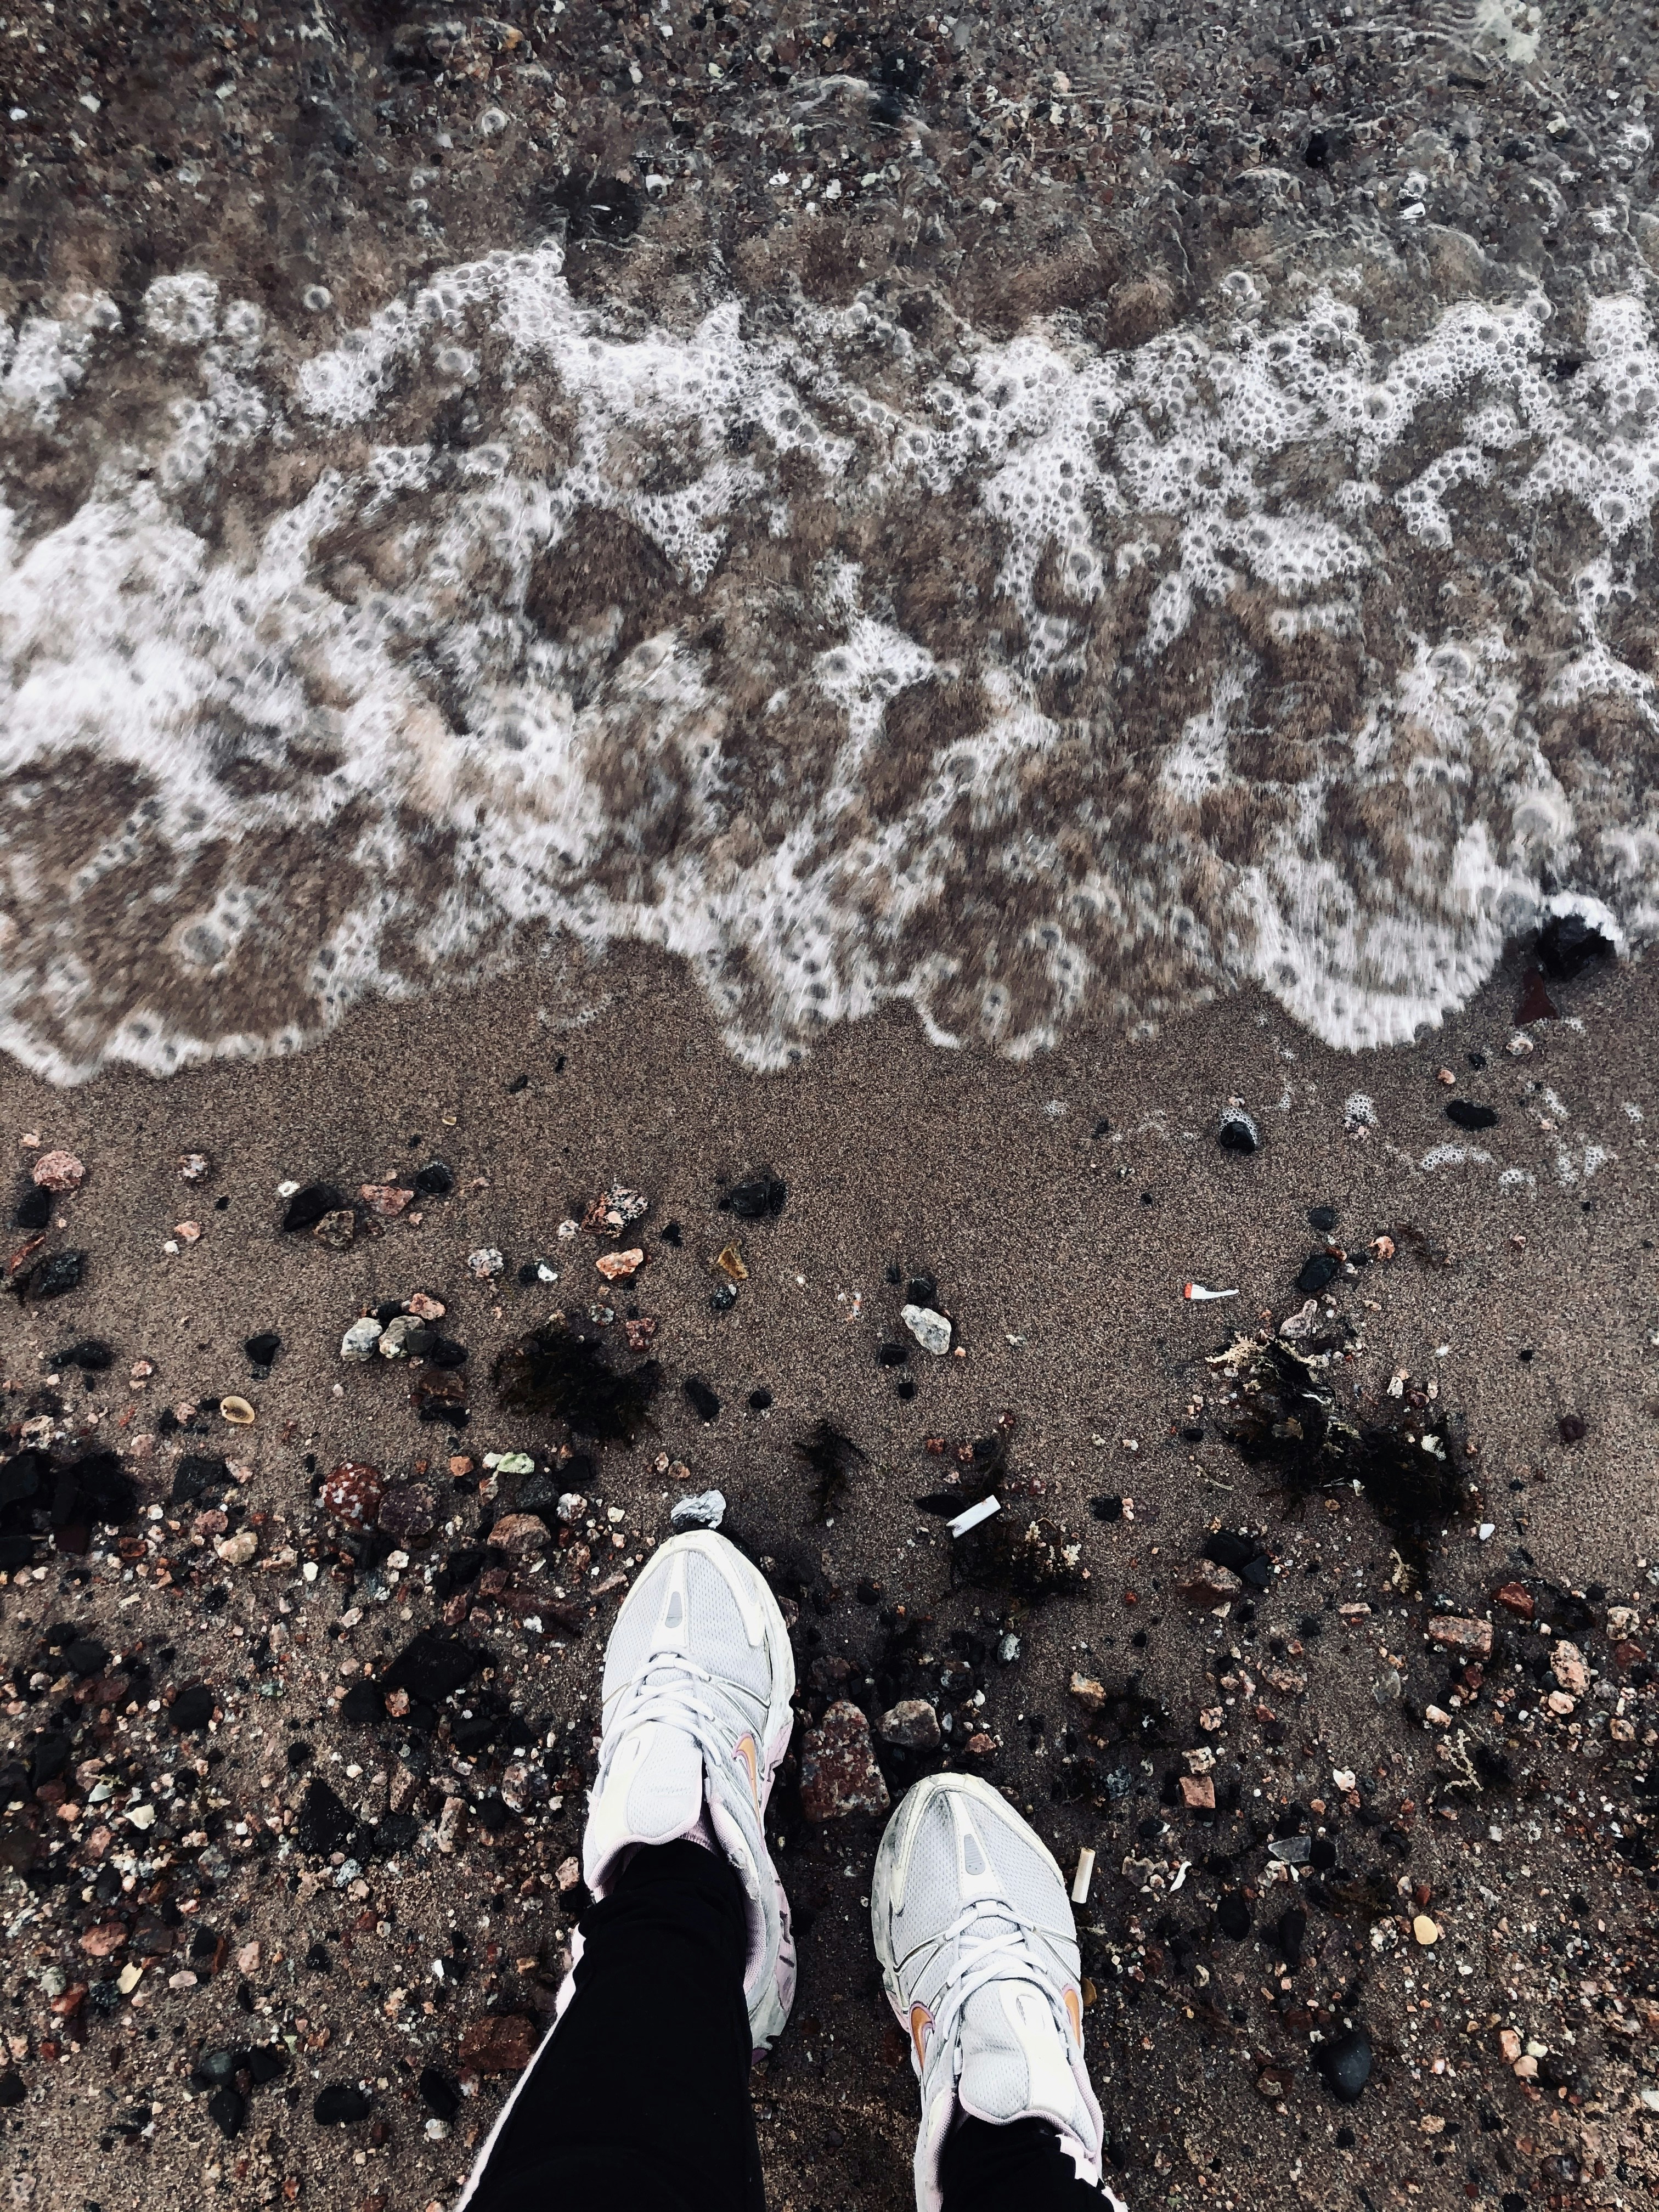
[948,1494,1001,1539]
[1183,1282,1239,1301]
[1070,1847,1096,1905]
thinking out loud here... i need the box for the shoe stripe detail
[909,2001,934,2068]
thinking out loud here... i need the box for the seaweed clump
[493,1322,661,1443]
[1208,1335,1470,1562]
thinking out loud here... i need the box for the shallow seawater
[0,239,1652,1082]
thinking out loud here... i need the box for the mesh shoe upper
[583,1531,797,2055]
[872,1774,1112,2212]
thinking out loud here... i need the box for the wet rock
[670,1489,726,1531]
[419,2065,461,2120]
[900,1304,952,1355]
[684,1375,721,1422]
[378,1483,438,1541]
[1445,1100,1499,1130]
[1537,910,1615,979]
[281,1184,344,1232]
[26,1250,86,1299]
[31,1150,85,1193]
[383,1630,486,1704]
[172,1454,229,1503]
[1217,1105,1260,1154]
[341,1317,382,1361]
[1558,1413,1587,1444]
[169,1684,216,1733]
[718,1175,787,1220]
[1295,1251,1340,1295]
[295,1778,356,1857]
[1215,1892,1251,1940]
[321,1463,385,1525]
[1277,1905,1307,1969]
[207,2085,246,2138]
[1316,2028,1373,2103]
[878,1699,941,1751]
[243,1331,281,1367]
[0,2071,23,2108]
[313,2083,373,2125]
[800,1700,891,1819]
[411,1162,453,1198]
[1427,1614,1493,1659]
[13,1183,52,1229]
[340,1680,385,1724]
[488,1513,549,1555]
[459,2015,536,2074]
[1306,1205,1339,1232]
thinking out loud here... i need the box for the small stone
[467,1247,505,1279]
[900,1304,952,1356]
[1493,1582,1534,1621]
[178,1152,211,1180]
[1427,1614,1493,1658]
[208,2086,246,2137]
[1498,2028,1522,2062]
[878,1699,942,1751]
[244,1331,281,1367]
[488,1514,549,1555]
[321,1463,385,1526]
[216,1529,258,1567]
[1550,1640,1589,1695]
[359,1183,413,1216]
[1296,1250,1341,1296]
[341,1318,382,1362]
[1446,1100,1498,1131]
[1268,1835,1311,1865]
[378,1483,438,1541]
[1317,2028,1373,2103]
[1179,1774,1215,1810]
[458,2015,535,2074]
[500,1762,548,1814]
[407,1292,446,1321]
[31,1149,85,1193]
[595,1248,644,1282]
[1068,1673,1108,1715]
[624,1316,658,1350]
[1180,1561,1243,1606]
[1370,1234,1395,1261]
[800,1700,891,1819]
[313,1209,357,1250]
[1412,1914,1440,1946]
[313,2084,373,2125]
[669,1489,726,1531]
[383,1629,485,1703]
[1546,1689,1576,1717]
[555,1855,582,1892]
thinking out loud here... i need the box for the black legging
[465,1840,1106,2212]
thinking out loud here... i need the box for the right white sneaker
[580,1528,798,2053]
[872,1773,1119,2212]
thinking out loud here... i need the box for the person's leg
[458,1839,761,2212]
[871,1774,1127,2212]
[457,1531,798,2212]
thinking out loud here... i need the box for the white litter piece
[670,1489,726,1531]
[1183,1282,1239,1301]
[1070,1847,1096,1905]
[947,1494,1001,1539]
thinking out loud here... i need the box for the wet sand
[1,937,1657,2211]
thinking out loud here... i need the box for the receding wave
[0,238,1654,1080]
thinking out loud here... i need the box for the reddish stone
[1427,1614,1492,1658]
[1493,1582,1534,1621]
[800,1700,890,1821]
[377,1483,438,1541]
[458,2015,536,2074]
[321,1463,384,1525]
[32,1149,85,1192]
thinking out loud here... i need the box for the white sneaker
[579,1528,798,2053]
[872,1773,1119,2212]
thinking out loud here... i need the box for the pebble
[595,1248,644,1281]
[900,1303,952,1355]
[458,2015,535,2074]
[670,1489,726,1531]
[1427,1613,1493,1658]
[341,1317,383,1361]
[467,1246,505,1278]
[215,1528,258,1567]
[878,1699,942,1750]
[800,1700,891,1819]
[1551,1640,1590,1695]
[313,2084,373,2125]
[378,1313,434,1359]
[1217,1104,1260,1154]
[1412,1914,1440,1945]
[378,1482,438,1539]
[488,1513,549,1554]
[321,1463,385,1525]
[359,1182,413,1216]
[1317,2028,1373,2103]
[313,1209,357,1250]
[31,1149,85,1192]
[1068,1673,1108,1714]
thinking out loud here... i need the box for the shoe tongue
[956,1979,1040,2125]
[618,1721,704,1846]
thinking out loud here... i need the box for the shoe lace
[602,1651,746,1791]
[926,1900,1073,2084]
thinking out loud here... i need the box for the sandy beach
[2,933,1656,2212]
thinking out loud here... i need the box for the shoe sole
[455,1536,797,2209]
[870,1772,1069,2027]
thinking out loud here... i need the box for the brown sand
[2,939,1657,2212]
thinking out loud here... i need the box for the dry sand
[1,938,1657,2212]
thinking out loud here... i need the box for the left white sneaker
[580,1528,798,2053]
